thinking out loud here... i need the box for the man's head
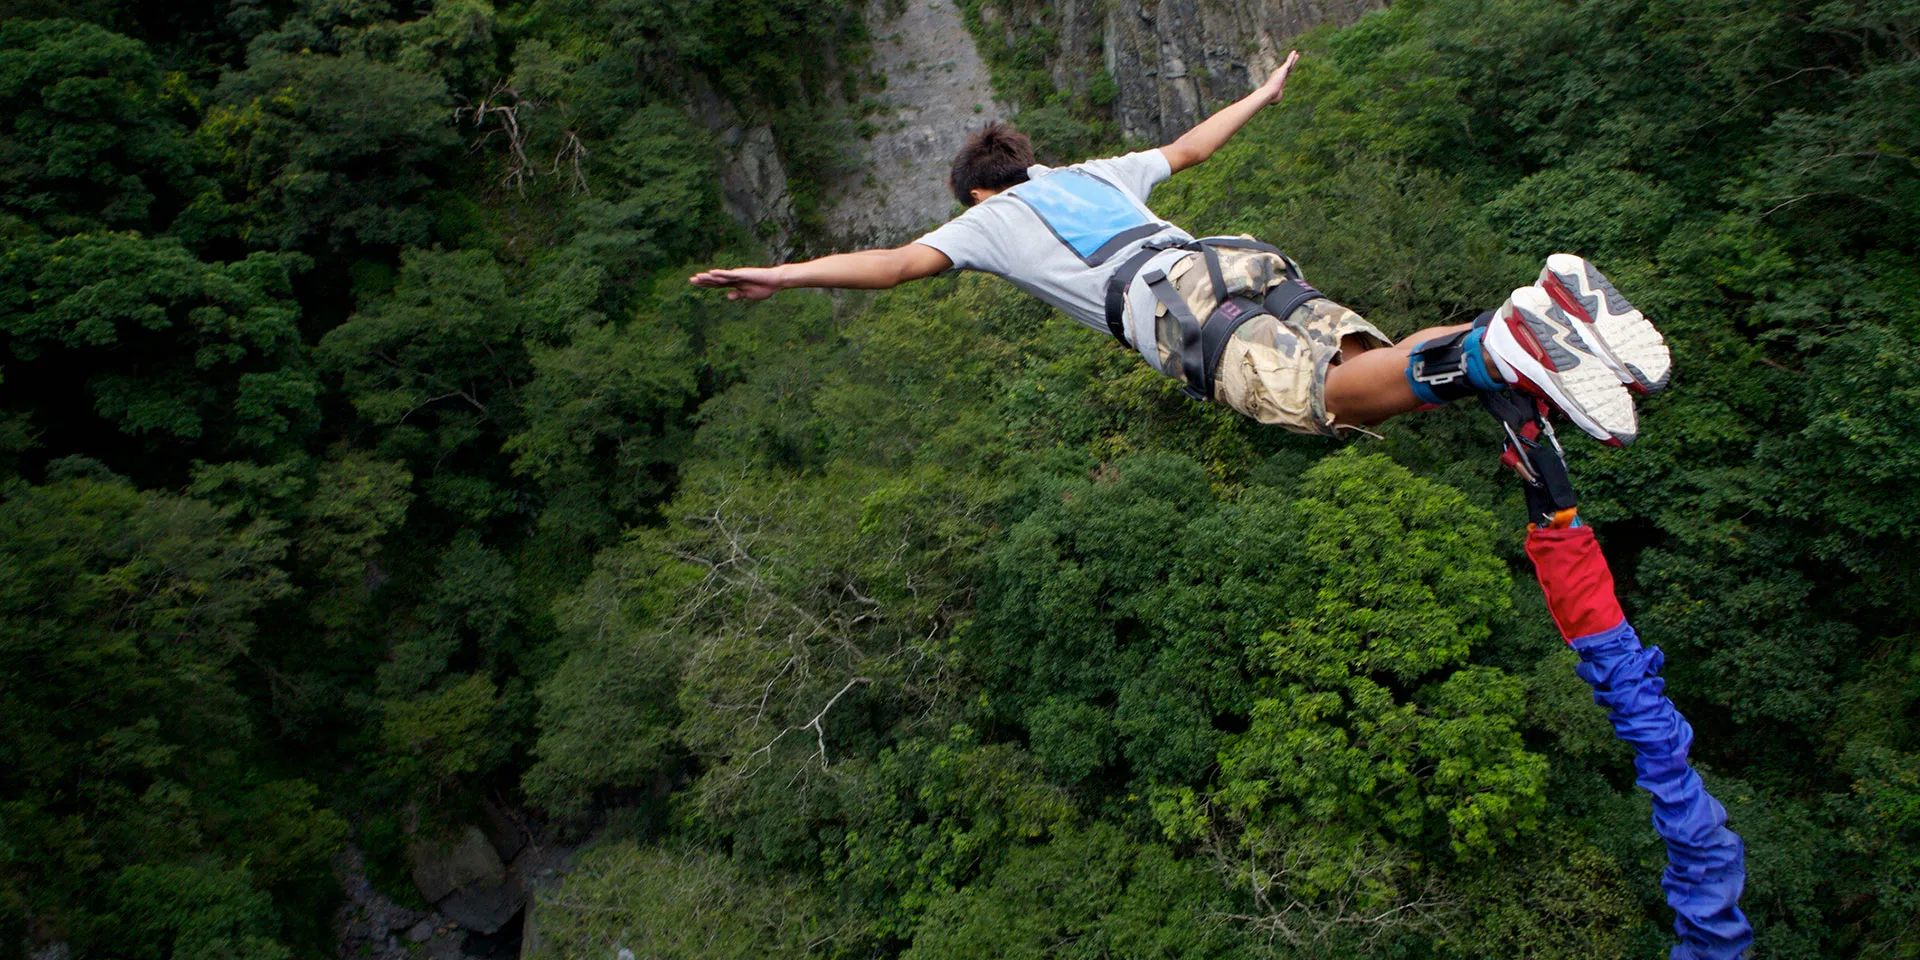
[950,122,1033,207]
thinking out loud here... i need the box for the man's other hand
[1258,49,1301,105]
[690,266,784,301]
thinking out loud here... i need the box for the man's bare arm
[1160,49,1300,174]
[689,244,954,301]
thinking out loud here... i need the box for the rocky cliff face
[1103,0,1387,142]
[689,78,798,261]
[823,0,1007,247]
[1007,0,1386,143]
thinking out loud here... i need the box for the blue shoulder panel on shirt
[1007,170,1164,266]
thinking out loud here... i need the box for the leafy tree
[316,247,526,464]
[526,844,836,959]
[104,860,293,960]
[205,50,458,252]
[828,729,1075,943]
[522,549,685,815]
[0,462,317,956]
[0,233,315,458]
[902,822,1254,960]
[505,301,698,544]
[0,19,207,237]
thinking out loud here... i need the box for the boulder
[435,876,526,936]
[408,826,505,903]
[479,799,527,863]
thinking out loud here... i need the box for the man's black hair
[950,122,1033,206]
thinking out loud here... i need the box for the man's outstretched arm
[689,244,953,301]
[1159,49,1300,174]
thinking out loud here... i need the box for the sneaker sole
[1487,287,1637,447]
[1538,254,1671,394]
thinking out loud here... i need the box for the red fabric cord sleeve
[1525,526,1627,642]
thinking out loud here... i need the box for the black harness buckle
[1482,389,1579,526]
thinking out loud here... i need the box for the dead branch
[456,80,539,192]
[730,676,872,780]
[553,129,591,195]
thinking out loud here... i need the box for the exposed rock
[408,921,435,944]
[408,826,505,904]
[508,840,577,959]
[435,877,526,936]
[1111,0,1388,141]
[426,937,469,960]
[690,78,797,260]
[386,909,426,932]
[479,798,529,863]
[29,944,68,960]
[986,0,1387,143]
[823,0,1007,246]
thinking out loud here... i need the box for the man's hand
[1257,49,1301,106]
[690,266,785,301]
[1160,49,1302,173]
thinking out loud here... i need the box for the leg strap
[1116,240,1325,403]
[1145,268,1212,401]
[1262,278,1324,325]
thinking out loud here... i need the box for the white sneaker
[1484,286,1639,447]
[1537,254,1671,394]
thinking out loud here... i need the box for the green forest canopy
[1,0,1917,957]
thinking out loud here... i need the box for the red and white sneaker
[1484,286,1638,447]
[1537,254,1671,394]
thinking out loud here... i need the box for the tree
[315,247,527,466]
[902,822,1254,960]
[0,233,315,459]
[0,461,313,957]
[527,844,836,959]
[205,50,458,252]
[0,19,207,237]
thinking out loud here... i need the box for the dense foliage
[2,0,1918,958]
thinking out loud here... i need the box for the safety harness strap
[1262,278,1323,326]
[1104,244,1166,346]
[1194,296,1267,401]
[1103,237,1326,402]
[1201,246,1228,307]
[1408,330,1479,404]
[1144,268,1212,401]
[1102,236,1299,348]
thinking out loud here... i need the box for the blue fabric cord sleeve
[1571,620,1754,960]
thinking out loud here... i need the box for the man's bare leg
[1325,324,1482,427]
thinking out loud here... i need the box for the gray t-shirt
[913,150,1193,368]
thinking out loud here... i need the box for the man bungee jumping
[690,50,1672,443]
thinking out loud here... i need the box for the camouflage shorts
[1151,244,1391,436]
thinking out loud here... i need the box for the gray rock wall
[1098,0,1387,143]
[689,77,797,261]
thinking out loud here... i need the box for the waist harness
[1101,237,1326,402]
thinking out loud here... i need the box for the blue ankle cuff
[1406,366,1447,406]
[1461,327,1503,392]
[1406,328,1500,406]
